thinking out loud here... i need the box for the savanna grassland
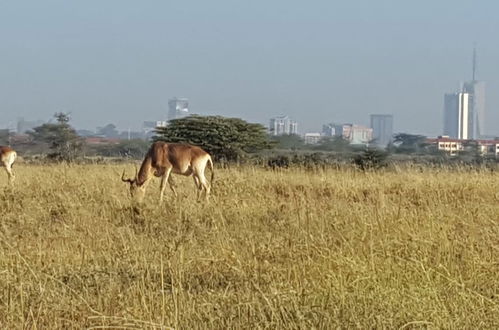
[0,164,498,329]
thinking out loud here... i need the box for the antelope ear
[134,165,139,179]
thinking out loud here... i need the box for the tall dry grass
[0,164,498,328]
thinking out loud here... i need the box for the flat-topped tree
[154,115,273,162]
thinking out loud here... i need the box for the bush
[354,149,389,171]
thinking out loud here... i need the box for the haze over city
[1,0,498,136]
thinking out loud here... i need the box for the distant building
[304,133,322,144]
[322,123,337,137]
[444,47,486,139]
[427,136,499,157]
[370,114,393,148]
[322,123,372,145]
[168,98,189,121]
[444,92,470,139]
[269,116,298,136]
[462,80,486,139]
[349,125,373,145]
[142,120,168,138]
[143,121,167,132]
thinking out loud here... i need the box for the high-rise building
[444,92,470,139]
[443,47,486,140]
[459,46,486,139]
[168,98,189,121]
[269,116,298,136]
[370,114,393,147]
[322,123,337,137]
[462,81,485,139]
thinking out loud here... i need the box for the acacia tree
[29,112,84,162]
[393,133,428,154]
[314,136,351,152]
[154,115,273,161]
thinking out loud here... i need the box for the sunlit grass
[0,164,498,328]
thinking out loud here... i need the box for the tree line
[16,113,498,168]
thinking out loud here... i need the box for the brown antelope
[122,141,214,203]
[0,146,17,184]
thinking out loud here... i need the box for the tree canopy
[97,124,119,138]
[154,115,273,161]
[271,134,304,150]
[29,112,84,162]
[393,133,428,154]
[314,136,351,152]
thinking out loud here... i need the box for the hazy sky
[1,0,498,136]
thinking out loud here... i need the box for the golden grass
[0,164,498,328]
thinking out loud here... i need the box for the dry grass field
[0,163,498,328]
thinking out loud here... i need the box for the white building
[322,123,372,145]
[444,92,470,140]
[304,132,322,144]
[269,116,298,136]
[427,136,499,157]
[168,98,189,121]
[143,120,168,135]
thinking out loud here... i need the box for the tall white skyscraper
[460,46,486,139]
[442,47,487,140]
[444,92,470,139]
[168,97,189,121]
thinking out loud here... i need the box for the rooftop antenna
[472,43,477,81]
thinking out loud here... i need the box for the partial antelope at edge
[0,146,17,184]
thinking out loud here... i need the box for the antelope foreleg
[5,165,14,185]
[159,168,172,202]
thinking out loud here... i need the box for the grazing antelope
[122,141,214,203]
[0,146,17,184]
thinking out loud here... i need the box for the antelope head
[121,168,146,202]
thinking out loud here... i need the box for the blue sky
[1,0,498,136]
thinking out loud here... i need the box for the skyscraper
[269,116,298,136]
[444,92,470,139]
[370,114,393,147]
[168,97,189,121]
[443,46,486,139]
[462,81,485,139]
[462,46,486,139]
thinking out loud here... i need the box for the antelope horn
[121,170,134,183]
